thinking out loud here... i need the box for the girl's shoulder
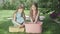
[13,12,17,16]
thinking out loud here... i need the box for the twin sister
[12,3,40,27]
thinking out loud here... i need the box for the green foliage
[0,0,59,10]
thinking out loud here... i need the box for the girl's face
[31,5,36,11]
[18,8,24,13]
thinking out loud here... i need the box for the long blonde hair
[14,4,25,17]
[30,3,38,21]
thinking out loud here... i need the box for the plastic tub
[25,22,43,33]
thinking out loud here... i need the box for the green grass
[0,10,29,34]
[0,10,29,21]
[42,14,60,34]
[0,10,60,34]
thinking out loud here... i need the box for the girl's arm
[13,13,16,21]
[29,13,34,23]
[34,11,39,23]
[30,16,33,23]
[30,9,34,23]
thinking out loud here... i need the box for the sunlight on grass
[44,31,52,34]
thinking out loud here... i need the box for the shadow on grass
[0,20,25,34]
[42,14,60,34]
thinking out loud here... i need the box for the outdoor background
[0,0,60,34]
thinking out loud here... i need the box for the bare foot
[20,25,25,28]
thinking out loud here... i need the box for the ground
[0,10,60,34]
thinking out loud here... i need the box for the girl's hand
[34,21,37,24]
[30,17,34,23]
[34,11,39,23]
[34,22,35,24]
[30,21,33,23]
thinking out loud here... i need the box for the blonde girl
[12,4,25,27]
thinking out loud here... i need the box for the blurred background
[0,0,60,34]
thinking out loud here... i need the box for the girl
[30,3,40,23]
[12,4,26,27]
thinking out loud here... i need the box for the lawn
[0,10,60,34]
